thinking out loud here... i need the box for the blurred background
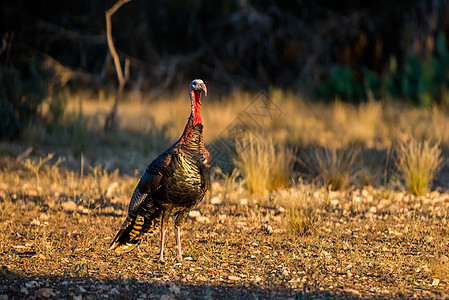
[3,0,449,100]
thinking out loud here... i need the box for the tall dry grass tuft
[286,205,320,237]
[333,100,382,146]
[300,146,359,191]
[272,185,322,237]
[234,134,294,196]
[396,137,444,196]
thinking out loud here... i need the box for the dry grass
[273,185,322,237]
[333,100,382,146]
[396,137,444,195]
[234,134,294,196]
[300,146,360,191]
[1,157,448,299]
[1,88,449,298]
[50,88,449,155]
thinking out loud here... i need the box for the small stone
[25,281,39,288]
[228,275,240,281]
[430,190,440,199]
[240,198,248,205]
[218,214,227,221]
[330,199,339,206]
[20,288,29,295]
[62,201,77,211]
[36,288,51,298]
[248,293,258,300]
[370,206,377,213]
[344,288,360,296]
[424,236,434,243]
[73,295,82,300]
[352,196,361,202]
[79,286,86,293]
[30,219,41,226]
[109,288,119,295]
[169,284,180,294]
[189,210,201,218]
[196,216,210,223]
[282,269,289,276]
[261,224,272,234]
[99,285,109,292]
[432,279,440,286]
[210,196,221,204]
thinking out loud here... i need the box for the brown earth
[1,180,448,299]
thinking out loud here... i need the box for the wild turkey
[109,79,211,262]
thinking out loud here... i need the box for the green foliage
[387,33,449,106]
[318,32,449,106]
[0,58,52,139]
[317,66,364,101]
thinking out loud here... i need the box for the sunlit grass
[54,87,449,158]
[234,134,294,196]
[300,146,360,191]
[396,137,444,196]
[1,88,449,298]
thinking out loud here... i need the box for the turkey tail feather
[109,212,160,253]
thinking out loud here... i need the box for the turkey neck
[190,90,203,126]
[177,89,205,153]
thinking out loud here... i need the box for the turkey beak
[202,84,207,97]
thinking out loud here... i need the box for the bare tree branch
[104,0,132,131]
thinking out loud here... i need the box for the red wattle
[193,90,202,125]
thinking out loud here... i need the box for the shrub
[0,57,52,139]
[396,138,444,196]
[317,65,364,101]
[317,32,449,106]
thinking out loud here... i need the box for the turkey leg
[158,216,167,263]
[175,226,183,262]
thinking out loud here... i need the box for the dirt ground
[1,179,448,299]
